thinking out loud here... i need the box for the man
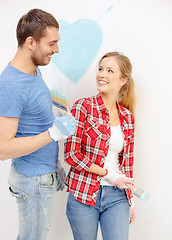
[0,9,75,240]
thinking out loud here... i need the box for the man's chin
[39,61,50,66]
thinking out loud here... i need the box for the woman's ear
[120,77,128,88]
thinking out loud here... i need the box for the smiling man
[0,9,75,240]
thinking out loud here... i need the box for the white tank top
[101,125,124,186]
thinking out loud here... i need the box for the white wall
[0,0,172,239]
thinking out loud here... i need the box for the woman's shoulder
[73,96,95,108]
[118,103,135,124]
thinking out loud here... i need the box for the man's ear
[25,37,35,50]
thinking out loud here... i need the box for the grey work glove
[56,160,66,191]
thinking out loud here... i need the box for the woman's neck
[100,92,120,126]
[100,92,118,112]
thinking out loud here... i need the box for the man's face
[31,27,60,66]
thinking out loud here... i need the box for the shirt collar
[95,92,107,112]
[95,92,129,122]
[116,102,128,123]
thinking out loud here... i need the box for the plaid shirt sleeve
[64,99,93,171]
[126,125,135,206]
[119,110,135,205]
[125,113,135,179]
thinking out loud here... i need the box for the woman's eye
[98,68,103,71]
[108,69,113,73]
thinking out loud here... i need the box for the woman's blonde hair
[99,51,136,115]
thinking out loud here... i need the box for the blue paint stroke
[107,5,113,12]
[52,19,103,83]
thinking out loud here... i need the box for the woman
[64,51,136,240]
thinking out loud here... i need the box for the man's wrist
[48,124,63,142]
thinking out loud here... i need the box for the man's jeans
[66,186,129,240]
[8,166,57,240]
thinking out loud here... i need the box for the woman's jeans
[8,166,57,240]
[66,186,129,240]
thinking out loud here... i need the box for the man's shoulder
[0,65,30,106]
[0,65,20,83]
[0,66,15,89]
[0,64,10,79]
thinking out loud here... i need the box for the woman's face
[96,56,127,95]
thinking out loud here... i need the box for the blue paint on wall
[107,5,113,12]
[52,19,103,83]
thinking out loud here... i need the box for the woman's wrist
[130,197,135,207]
[101,169,108,177]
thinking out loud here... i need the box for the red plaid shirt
[64,93,135,206]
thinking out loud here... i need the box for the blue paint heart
[52,19,103,83]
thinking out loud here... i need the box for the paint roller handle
[58,106,70,115]
[66,106,71,114]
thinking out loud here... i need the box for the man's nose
[53,43,59,53]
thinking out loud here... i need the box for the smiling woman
[97,52,135,115]
[64,51,136,240]
[97,56,126,100]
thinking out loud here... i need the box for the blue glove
[56,160,66,191]
[54,112,76,137]
[48,112,76,141]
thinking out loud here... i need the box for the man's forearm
[0,131,53,160]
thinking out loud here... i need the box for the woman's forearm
[87,163,107,176]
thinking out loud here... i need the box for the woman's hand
[103,169,134,189]
[129,206,136,226]
[112,176,134,189]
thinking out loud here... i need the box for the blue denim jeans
[66,186,129,240]
[8,166,57,240]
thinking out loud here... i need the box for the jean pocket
[9,186,27,215]
[9,186,25,199]
[39,174,55,188]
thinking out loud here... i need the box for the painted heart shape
[52,19,103,83]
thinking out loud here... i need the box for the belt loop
[51,173,55,185]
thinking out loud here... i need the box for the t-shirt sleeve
[0,81,25,118]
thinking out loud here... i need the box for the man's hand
[56,160,66,191]
[48,112,76,142]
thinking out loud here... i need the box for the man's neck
[10,48,37,75]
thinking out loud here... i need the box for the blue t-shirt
[0,64,58,176]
